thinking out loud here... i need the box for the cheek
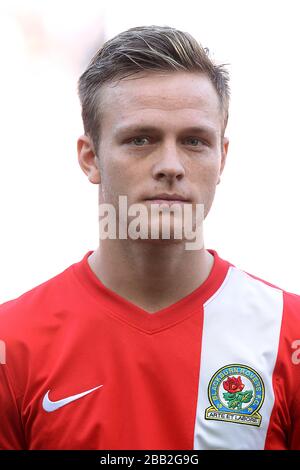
[99,156,138,203]
[192,160,220,187]
[100,153,121,183]
[190,161,220,214]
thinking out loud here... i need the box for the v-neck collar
[71,249,231,334]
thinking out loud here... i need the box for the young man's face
[78,71,229,241]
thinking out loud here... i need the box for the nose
[152,142,185,183]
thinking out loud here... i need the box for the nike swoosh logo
[42,385,103,412]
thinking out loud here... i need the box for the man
[0,25,299,450]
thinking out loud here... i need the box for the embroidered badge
[205,364,265,426]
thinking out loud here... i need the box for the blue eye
[186,138,203,146]
[131,137,149,146]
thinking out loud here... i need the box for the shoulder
[218,255,300,328]
[0,256,88,397]
[0,262,76,339]
[227,261,300,338]
[242,267,300,319]
[225,255,300,301]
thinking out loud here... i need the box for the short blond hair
[78,25,230,151]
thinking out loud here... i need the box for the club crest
[205,364,265,426]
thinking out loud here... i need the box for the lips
[145,193,190,202]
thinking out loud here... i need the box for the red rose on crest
[223,376,245,393]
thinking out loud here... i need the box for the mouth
[144,193,191,205]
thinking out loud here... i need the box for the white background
[0,0,299,303]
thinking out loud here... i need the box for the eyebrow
[114,124,217,138]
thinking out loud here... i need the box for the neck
[88,238,214,313]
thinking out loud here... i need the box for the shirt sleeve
[0,363,26,449]
[282,292,300,449]
[289,392,300,448]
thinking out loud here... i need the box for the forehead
[99,71,222,134]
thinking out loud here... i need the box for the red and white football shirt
[0,249,299,449]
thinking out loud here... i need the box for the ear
[217,136,229,185]
[77,134,101,184]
